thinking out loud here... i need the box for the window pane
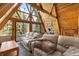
[32,8,38,16]
[32,16,37,22]
[0,20,12,36]
[19,3,29,13]
[16,22,29,36]
[32,24,40,32]
[32,10,36,16]
[17,11,29,20]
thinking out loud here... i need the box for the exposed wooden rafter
[29,3,57,18]
[0,3,21,29]
[50,4,54,15]
[11,18,41,24]
[17,10,38,17]
[0,4,14,18]
[53,4,60,34]
[16,11,22,19]
[29,3,42,10]
[38,12,46,32]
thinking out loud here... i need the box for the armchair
[19,32,42,52]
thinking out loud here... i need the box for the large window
[13,3,40,22]
[16,22,29,36]
[0,20,12,36]
[12,3,41,33]
[32,24,41,32]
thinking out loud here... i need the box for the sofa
[30,34,79,56]
[57,35,79,56]
[28,34,58,55]
[19,32,42,51]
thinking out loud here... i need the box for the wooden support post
[29,13,32,32]
[29,18,32,32]
[12,20,16,41]
[38,12,46,32]
[78,16,79,35]
[54,4,61,35]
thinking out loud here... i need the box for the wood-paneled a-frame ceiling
[0,3,79,36]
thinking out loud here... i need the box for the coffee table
[0,40,19,56]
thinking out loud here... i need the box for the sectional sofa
[29,34,79,56]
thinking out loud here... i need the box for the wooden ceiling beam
[0,4,14,18]
[17,10,38,17]
[29,3,57,18]
[16,11,22,19]
[50,4,54,15]
[0,3,21,29]
[54,3,62,35]
[41,9,57,18]
[10,18,41,24]
[39,3,57,18]
[29,3,42,10]
[38,12,46,32]
[18,10,29,14]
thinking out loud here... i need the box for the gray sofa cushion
[28,32,34,39]
[57,45,67,53]
[51,51,62,56]
[34,40,56,53]
[41,41,56,52]
[33,33,42,39]
[20,32,42,40]
[63,46,79,56]
[73,37,79,48]
[34,41,42,49]
[58,35,75,48]
[34,48,48,56]
[41,34,58,43]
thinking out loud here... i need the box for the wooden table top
[0,40,19,53]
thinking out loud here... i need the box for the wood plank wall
[39,6,60,34]
[56,4,78,36]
